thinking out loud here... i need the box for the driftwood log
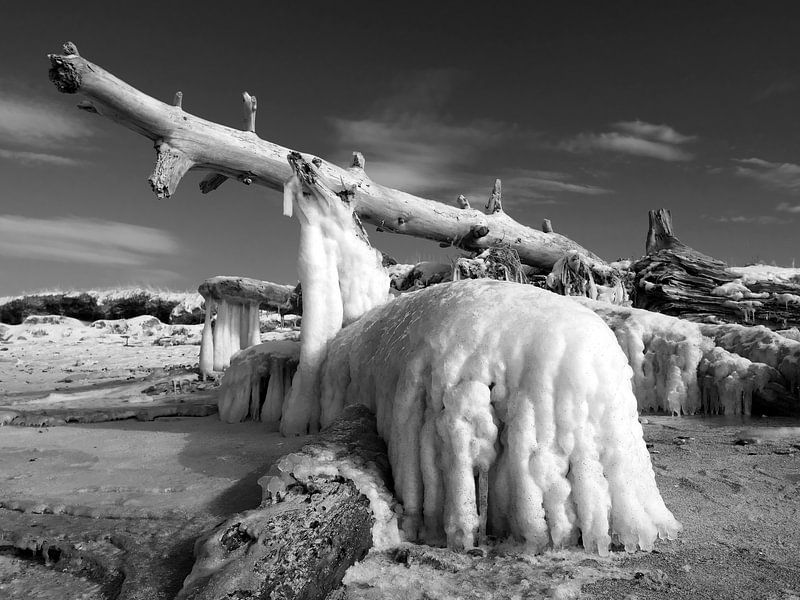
[47,42,601,272]
[177,405,393,600]
[198,276,300,314]
[633,209,800,329]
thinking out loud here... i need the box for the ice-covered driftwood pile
[633,209,800,329]
[700,323,800,414]
[177,405,394,600]
[197,276,298,376]
[264,154,681,554]
[577,299,796,416]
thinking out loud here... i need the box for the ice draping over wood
[197,298,261,376]
[546,253,628,304]
[318,279,681,553]
[197,276,298,378]
[279,154,390,436]
[697,347,778,416]
[700,323,800,404]
[217,340,299,426]
[576,299,793,416]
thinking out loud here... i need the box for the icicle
[199,297,215,379]
[213,300,230,371]
[249,370,262,421]
[262,357,284,427]
[248,302,261,347]
[229,303,242,357]
[282,362,293,413]
[239,302,250,350]
[282,174,299,217]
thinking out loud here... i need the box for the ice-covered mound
[575,299,794,416]
[700,323,800,402]
[574,298,709,415]
[0,315,88,344]
[697,347,778,415]
[319,279,681,554]
[217,340,300,427]
[0,313,201,348]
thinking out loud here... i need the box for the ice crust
[276,450,402,549]
[317,279,681,553]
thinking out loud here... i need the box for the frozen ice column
[280,153,389,436]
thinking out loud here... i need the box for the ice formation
[700,323,800,401]
[279,167,389,436]
[217,340,299,426]
[574,298,708,415]
[697,347,777,415]
[574,298,789,416]
[198,298,262,377]
[318,279,681,553]
[546,252,628,304]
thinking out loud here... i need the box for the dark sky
[2,1,800,296]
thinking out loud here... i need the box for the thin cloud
[703,214,788,225]
[0,148,83,167]
[0,91,92,148]
[501,170,611,200]
[733,158,800,193]
[754,79,797,102]
[777,201,800,213]
[560,120,696,162]
[614,120,697,144]
[460,169,611,209]
[330,69,519,194]
[332,115,514,192]
[0,215,180,266]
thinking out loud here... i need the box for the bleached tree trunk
[47,43,602,272]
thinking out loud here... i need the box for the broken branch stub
[486,179,503,213]
[149,141,194,199]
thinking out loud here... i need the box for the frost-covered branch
[47,42,601,271]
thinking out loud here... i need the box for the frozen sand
[0,417,309,599]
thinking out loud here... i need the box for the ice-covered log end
[319,279,682,556]
[217,340,300,426]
